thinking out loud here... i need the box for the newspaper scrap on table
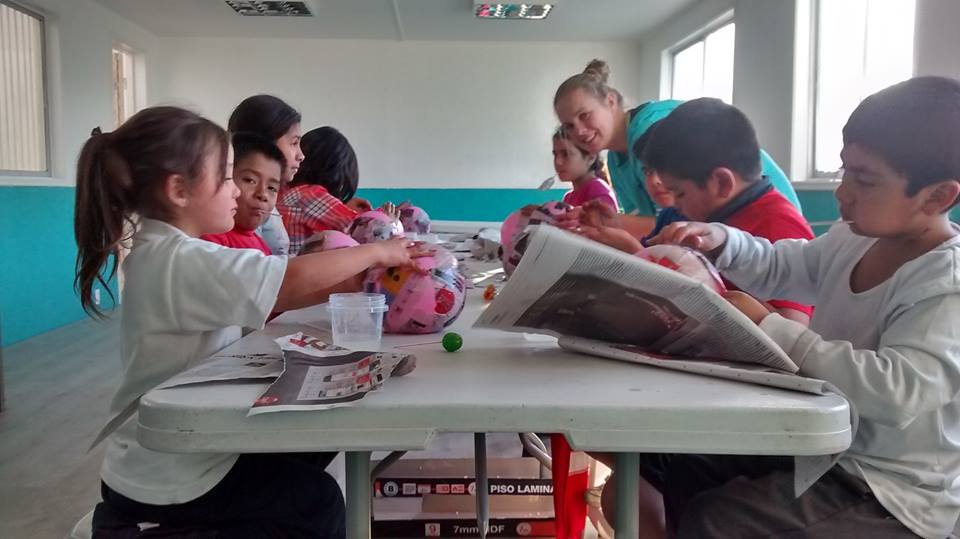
[155,353,283,390]
[476,225,859,496]
[475,224,797,372]
[248,332,416,415]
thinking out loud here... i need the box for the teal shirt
[607,99,802,216]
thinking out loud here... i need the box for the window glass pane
[703,22,735,103]
[0,2,47,173]
[672,40,704,102]
[813,0,915,175]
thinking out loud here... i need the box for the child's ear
[163,174,191,209]
[923,180,960,214]
[711,167,737,199]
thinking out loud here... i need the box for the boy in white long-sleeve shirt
[645,76,960,538]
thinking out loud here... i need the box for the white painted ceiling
[91,0,698,40]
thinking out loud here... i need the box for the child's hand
[371,237,415,267]
[722,291,771,324]
[371,238,433,271]
[648,222,727,256]
[379,202,399,220]
[579,225,643,254]
[347,197,373,212]
[556,200,621,231]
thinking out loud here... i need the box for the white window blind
[1,1,48,174]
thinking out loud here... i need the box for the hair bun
[583,59,610,83]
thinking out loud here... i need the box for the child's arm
[275,238,415,311]
[761,295,960,428]
[651,222,825,306]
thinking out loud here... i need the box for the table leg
[346,451,371,539]
[474,433,489,538]
[614,452,640,538]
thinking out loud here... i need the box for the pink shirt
[562,177,619,209]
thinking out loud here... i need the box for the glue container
[328,293,388,350]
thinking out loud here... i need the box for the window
[112,46,136,127]
[670,21,735,104]
[0,1,48,175]
[811,0,915,177]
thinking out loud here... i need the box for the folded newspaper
[475,225,859,496]
[475,224,798,373]
[248,332,417,415]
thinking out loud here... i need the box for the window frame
[666,13,736,104]
[0,0,52,179]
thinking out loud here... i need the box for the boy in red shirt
[584,97,813,324]
[202,132,285,255]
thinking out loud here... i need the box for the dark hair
[231,131,287,171]
[554,59,623,108]
[291,126,359,202]
[631,117,663,161]
[843,76,960,199]
[227,95,301,141]
[553,127,607,181]
[74,107,228,318]
[641,98,761,187]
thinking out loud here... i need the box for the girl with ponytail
[75,106,421,537]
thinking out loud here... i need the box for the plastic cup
[328,293,388,351]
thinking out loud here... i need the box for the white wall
[2,0,159,186]
[153,38,642,189]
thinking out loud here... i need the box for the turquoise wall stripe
[356,188,571,223]
[1,185,955,346]
[0,187,117,347]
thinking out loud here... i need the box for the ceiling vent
[225,1,313,17]
[474,3,553,20]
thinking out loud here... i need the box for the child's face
[555,89,619,154]
[644,169,676,208]
[552,137,594,182]
[183,145,239,236]
[658,172,723,222]
[233,152,282,232]
[835,143,951,238]
[275,122,304,183]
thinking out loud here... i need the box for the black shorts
[92,452,344,538]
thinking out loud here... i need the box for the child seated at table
[638,76,960,539]
[279,126,371,256]
[552,127,618,209]
[74,106,423,537]
[201,132,284,254]
[581,98,814,325]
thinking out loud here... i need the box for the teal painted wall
[0,187,117,347]
[2,184,953,346]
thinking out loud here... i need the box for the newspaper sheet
[475,225,797,372]
[248,332,416,415]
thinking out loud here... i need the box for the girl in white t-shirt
[75,106,418,537]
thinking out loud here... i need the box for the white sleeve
[760,294,960,428]
[171,239,287,331]
[713,224,826,305]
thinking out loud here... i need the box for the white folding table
[137,286,851,538]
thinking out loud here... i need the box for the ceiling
[91,0,698,41]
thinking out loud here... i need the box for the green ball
[442,332,463,352]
